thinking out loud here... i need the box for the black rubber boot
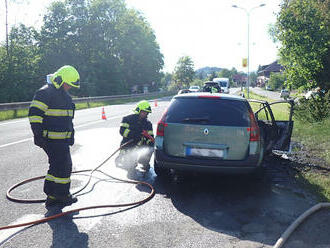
[45,195,77,209]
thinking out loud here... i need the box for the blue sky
[0,0,282,73]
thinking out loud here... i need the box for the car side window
[249,102,272,122]
[268,102,293,121]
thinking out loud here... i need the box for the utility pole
[232,4,266,98]
[5,0,9,57]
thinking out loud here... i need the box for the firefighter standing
[116,100,154,171]
[28,65,80,208]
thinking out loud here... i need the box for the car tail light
[156,110,168,136]
[248,110,260,141]
[198,95,221,99]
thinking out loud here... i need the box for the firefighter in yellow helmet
[116,100,155,172]
[28,65,80,209]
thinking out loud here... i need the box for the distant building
[232,74,247,87]
[257,60,284,87]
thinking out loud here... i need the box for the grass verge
[292,117,330,201]
[245,89,330,201]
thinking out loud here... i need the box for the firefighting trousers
[42,143,72,198]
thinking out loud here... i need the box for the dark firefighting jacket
[120,113,154,147]
[28,84,75,145]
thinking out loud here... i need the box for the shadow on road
[47,211,89,248]
[152,170,313,247]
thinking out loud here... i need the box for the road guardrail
[0,92,165,111]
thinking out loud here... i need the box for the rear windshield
[166,97,250,126]
[220,82,228,87]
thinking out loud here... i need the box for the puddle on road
[72,127,121,170]
[68,127,155,231]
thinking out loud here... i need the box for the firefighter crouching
[28,65,80,209]
[116,100,155,172]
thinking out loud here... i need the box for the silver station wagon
[154,92,294,178]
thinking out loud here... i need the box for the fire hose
[1,139,155,231]
[273,202,330,248]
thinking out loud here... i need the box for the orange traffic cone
[101,107,107,120]
[154,99,158,107]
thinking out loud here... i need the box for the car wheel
[154,160,170,178]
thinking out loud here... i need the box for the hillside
[195,67,222,78]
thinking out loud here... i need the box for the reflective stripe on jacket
[28,84,75,144]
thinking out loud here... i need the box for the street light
[232,3,266,98]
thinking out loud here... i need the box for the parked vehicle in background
[202,81,222,93]
[280,89,290,99]
[304,88,324,99]
[154,92,294,179]
[189,85,200,92]
[213,78,230,93]
[178,89,191,94]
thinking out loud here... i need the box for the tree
[115,8,163,92]
[274,0,330,90]
[268,72,286,90]
[0,24,41,102]
[249,72,258,87]
[208,71,217,81]
[38,0,163,96]
[172,56,195,89]
[160,72,172,90]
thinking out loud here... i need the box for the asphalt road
[0,96,325,248]
[248,87,282,101]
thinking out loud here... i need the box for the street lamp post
[232,4,266,98]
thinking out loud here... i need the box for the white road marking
[0,138,32,149]
[0,119,27,126]
[0,113,128,149]
[0,214,44,245]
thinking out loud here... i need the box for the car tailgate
[163,123,250,160]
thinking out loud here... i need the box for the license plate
[186,147,224,158]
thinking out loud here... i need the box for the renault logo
[203,128,209,135]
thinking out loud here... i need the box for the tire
[154,160,170,178]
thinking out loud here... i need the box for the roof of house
[258,61,284,74]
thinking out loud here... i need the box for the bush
[294,90,330,123]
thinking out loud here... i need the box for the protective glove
[129,130,141,142]
[34,136,47,148]
[141,130,155,143]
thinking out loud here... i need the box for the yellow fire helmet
[134,100,152,114]
[51,65,80,89]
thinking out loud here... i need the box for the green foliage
[217,68,231,78]
[269,72,286,90]
[195,67,222,80]
[275,0,330,90]
[172,56,195,89]
[0,0,164,102]
[0,24,41,103]
[216,67,245,86]
[191,78,204,88]
[207,71,217,81]
[294,90,330,122]
[160,72,172,90]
